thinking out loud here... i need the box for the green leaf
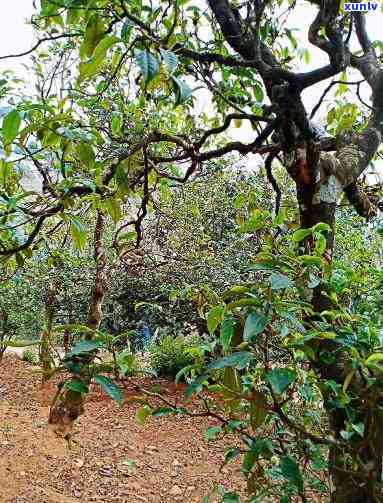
[54,324,93,334]
[70,216,87,250]
[66,339,104,357]
[171,76,193,106]
[2,109,21,147]
[312,222,331,234]
[76,141,95,168]
[365,353,383,365]
[280,455,303,492]
[222,447,241,467]
[186,374,209,397]
[121,19,133,42]
[94,374,124,404]
[234,193,246,209]
[208,351,254,371]
[220,316,235,350]
[65,379,89,394]
[15,252,24,267]
[266,368,296,394]
[223,493,241,503]
[204,425,222,441]
[340,430,354,440]
[253,83,264,102]
[104,197,122,223]
[314,234,327,256]
[111,113,123,136]
[79,35,120,81]
[252,438,274,458]
[227,299,260,309]
[242,450,256,473]
[222,285,250,298]
[273,208,287,226]
[248,257,276,271]
[298,255,322,267]
[207,305,225,335]
[243,312,269,342]
[270,273,294,290]
[135,49,160,84]
[352,422,365,437]
[120,458,137,472]
[80,13,105,60]
[160,48,178,74]
[116,351,136,376]
[175,363,197,384]
[136,404,152,425]
[292,228,312,242]
[152,407,175,418]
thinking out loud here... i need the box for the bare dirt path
[0,355,243,503]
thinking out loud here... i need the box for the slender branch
[0,215,47,256]
[310,79,365,119]
[0,33,82,61]
[195,112,270,149]
[265,153,281,215]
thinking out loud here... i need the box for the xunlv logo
[344,1,378,10]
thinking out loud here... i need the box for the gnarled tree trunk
[296,145,383,502]
[205,2,383,499]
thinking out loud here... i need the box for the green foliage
[2,109,21,149]
[79,35,120,82]
[135,50,160,85]
[66,339,105,357]
[94,374,124,404]
[53,326,141,406]
[175,222,383,501]
[149,334,202,378]
[22,349,38,365]
[0,1,381,500]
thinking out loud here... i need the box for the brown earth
[0,355,244,503]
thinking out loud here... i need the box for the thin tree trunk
[63,301,74,353]
[0,308,8,362]
[49,210,108,440]
[41,279,57,386]
[86,210,108,334]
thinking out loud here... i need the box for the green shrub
[22,349,38,365]
[149,334,201,378]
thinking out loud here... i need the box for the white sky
[0,1,35,73]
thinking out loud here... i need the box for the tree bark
[40,279,58,386]
[49,210,108,440]
[205,2,383,497]
[86,210,108,334]
[297,177,383,503]
[63,300,75,354]
[0,307,9,362]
